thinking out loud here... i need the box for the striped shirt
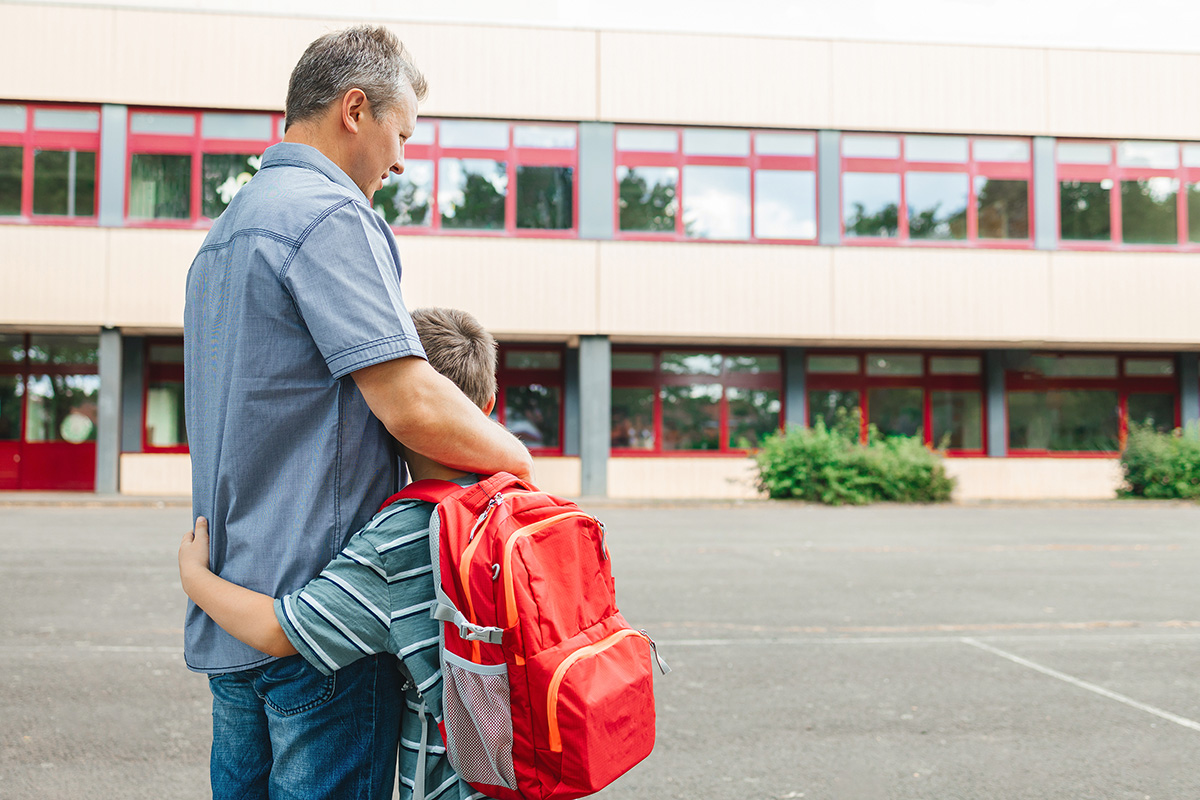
[274,481,489,800]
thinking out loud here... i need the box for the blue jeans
[208,653,402,800]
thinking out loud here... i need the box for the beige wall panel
[831,42,1047,135]
[608,457,762,500]
[597,242,833,339]
[394,237,598,338]
[1048,252,1200,346]
[0,5,116,103]
[946,458,1121,501]
[1047,50,1200,140]
[530,457,581,498]
[0,227,109,326]
[598,32,831,128]
[831,248,1052,344]
[120,453,192,496]
[106,229,206,328]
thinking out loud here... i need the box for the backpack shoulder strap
[377,479,465,513]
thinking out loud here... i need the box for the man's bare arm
[352,356,534,481]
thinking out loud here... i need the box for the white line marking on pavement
[659,632,1200,647]
[962,637,1200,733]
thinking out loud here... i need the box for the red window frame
[613,125,818,244]
[124,108,283,228]
[0,102,101,226]
[142,337,187,454]
[840,133,1034,248]
[610,347,785,456]
[1057,140,1200,251]
[494,344,566,456]
[388,119,579,238]
[1005,353,1179,457]
[805,351,987,456]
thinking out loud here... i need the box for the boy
[180,307,502,800]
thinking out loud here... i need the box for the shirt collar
[260,142,365,199]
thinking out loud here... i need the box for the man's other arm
[352,356,534,482]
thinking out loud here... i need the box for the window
[0,103,100,224]
[806,351,985,454]
[494,346,564,454]
[144,340,186,450]
[841,134,1032,245]
[374,120,578,236]
[126,109,279,225]
[1058,140,1200,248]
[611,349,782,454]
[615,126,817,243]
[1006,354,1178,454]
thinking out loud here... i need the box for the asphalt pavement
[2,498,1198,799]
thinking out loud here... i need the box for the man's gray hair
[285,25,428,131]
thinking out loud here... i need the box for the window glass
[28,335,97,365]
[931,390,982,449]
[1127,393,1175,433]
[682,129,750,157]
[661,383,721,450]
[865,354,923,377]
[514,125,576,149]
[612,353,656,372]
[439,121,508,149]
[842,135,900,159]
[201,113,272,140]
[973,139,1030,162]
[930,356,981,375]
[505,351,561,370]
[1059,180,1111,240]
[32,150,96,217]
[504,385,560,449]
[0,375,21,441]
[0,146,24,215]
[374,161,433,227]
[808,355,859,374]
[1189,185,1200,243]
[1117,141,1178,169]
[907,172,968,240]
[1057,142,1111,165]
[616,129,677,153]
[754,170,816,239]
[1124,358,1174,377]
[725,354,781,374]
[146,381,186,447]
[0,334,24,363]
[439,159,507,229]
[130,112,195,136]
[0,104,25,131]
[808,389,859,430]
[1008,390,1119,451]
[976,178,1029,239]
[148,343,184,363]
[33,109,99,132]
[905,135,968,163]
[843,173,900,237]
[24,374,100,443]
[516,166,573,229]
[1028,355,1118,378]
[408,122,435,145]
[755,132,814,156]
[129,153,191,219]
[611,387,655,449]
[201,153,260,219]
[682,165,750,239]
[868,387,923,438]
[727,387,780,448]
[1120,178,1178,245]
[661,352,722,377]
[617,166,677,232]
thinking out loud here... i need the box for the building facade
[2,3,1198,498]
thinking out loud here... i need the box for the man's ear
[483,395,496,417]
[340,88,368,133]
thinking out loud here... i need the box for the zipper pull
[640,630,671,675]
[469,491,504,541]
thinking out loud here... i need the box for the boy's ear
[483,396,496,416]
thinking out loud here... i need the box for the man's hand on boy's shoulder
[178,516,213,592]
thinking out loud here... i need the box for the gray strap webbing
[432,603,505,644]
[413,698,429,800]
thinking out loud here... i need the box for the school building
[1,3,1197,499]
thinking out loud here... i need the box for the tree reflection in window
[32,149,96,217]
[374,160,432,227]
[617,166,677,232]
[1059,180,1111,240]
[516,166,573,229]
[202,153,261,219]
[440,159,506,230]
[0,146,20,215]
[1121,178,1178,245]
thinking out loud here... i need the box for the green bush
[1119,423,1200,499]
[753,410,955,505]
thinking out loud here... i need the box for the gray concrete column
[1179,353,1199,430]
[98,104,128,228]
[578,335,611,497]
[1032,136,1057,251]
[578,122,615,240]
[985,350,1007,457]
[563,346,581,456]
[95,328,123,493]
[817,130,841,246]
[121,336,145,453]
[784,347,807,429]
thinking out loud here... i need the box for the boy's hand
[178,516,212,591]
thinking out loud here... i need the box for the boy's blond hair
[411,307,497,409]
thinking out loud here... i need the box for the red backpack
[391,472,669,800]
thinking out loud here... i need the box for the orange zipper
[545,629,646,753]
[501,511,594,627]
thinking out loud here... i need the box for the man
[184,25,533,800]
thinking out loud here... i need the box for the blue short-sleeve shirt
[184,142,426,673]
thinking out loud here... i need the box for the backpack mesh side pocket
[442,652,517,790]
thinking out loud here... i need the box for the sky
[17,0,1200,53]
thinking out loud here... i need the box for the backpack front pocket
[442,651,517,790]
